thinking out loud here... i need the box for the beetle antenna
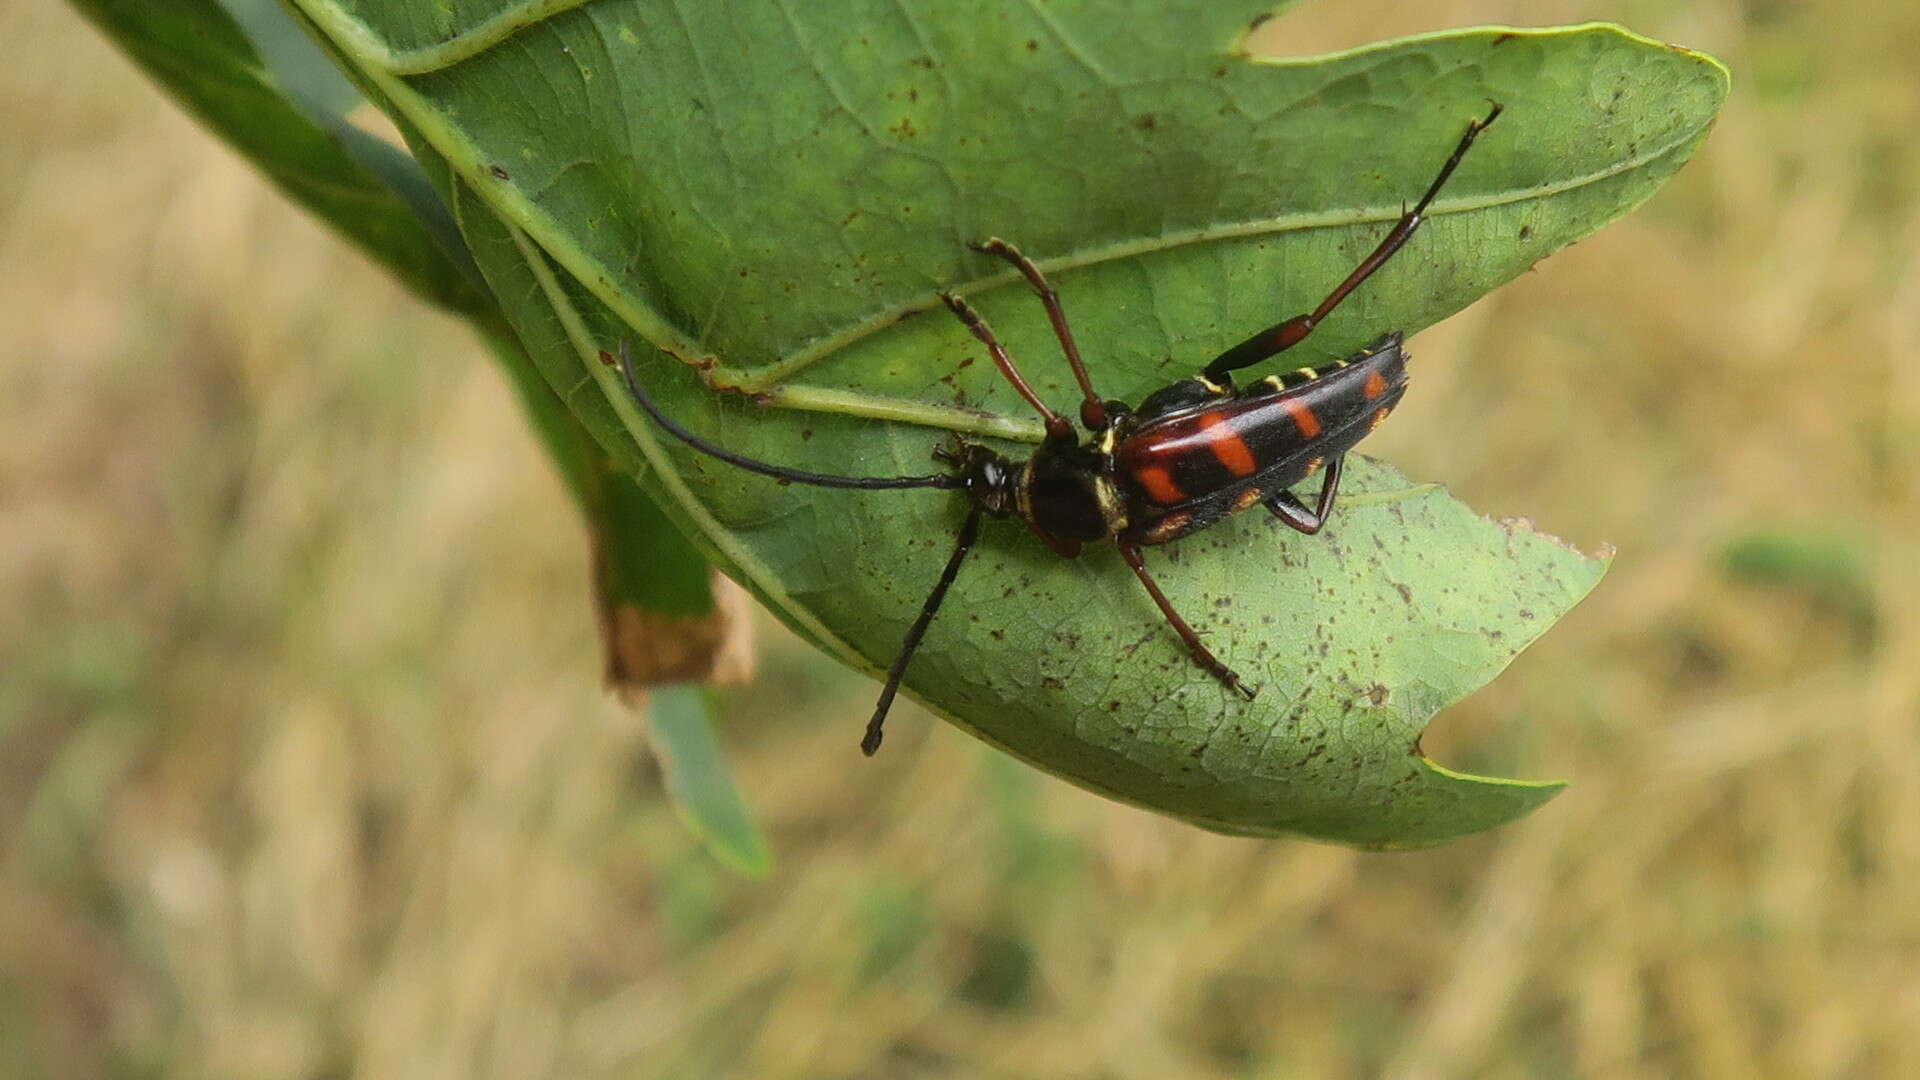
[613,341,964,491]
[862,508,983,755]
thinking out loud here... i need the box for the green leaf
[480,326,747,689]
[292,0,1727,846]
[67,0,492,316]
[648,687,772,877]
[74,0,769,854]
[439,165,752,689]
[74,0,747,678]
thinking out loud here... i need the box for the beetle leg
[1118,543,1258,700]
[1203,104,1502,379]
[862,508,985,756]
[1265,455,1344,535]
[969,238,1110,431]
[939,292,1075,441]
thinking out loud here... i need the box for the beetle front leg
[939,291,1075,441]
[1118,543,1257,700]
[968,237,1111,431]
[1265,455,1344,536]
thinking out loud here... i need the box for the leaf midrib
[714,124,1702,398]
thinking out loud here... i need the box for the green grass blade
[648,688,772,878]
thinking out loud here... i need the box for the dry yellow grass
[5,0,1919,1076]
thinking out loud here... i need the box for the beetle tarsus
[1118,543,1259,702]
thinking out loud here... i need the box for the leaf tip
[1569,21,1732,98]
[1370,753,1567,850]
[704,830,777,879]
[1495,515,1614,567]
[648,686,775,878]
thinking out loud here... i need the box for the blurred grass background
[5,0,1919,1075]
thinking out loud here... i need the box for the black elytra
[613,104,1502,755]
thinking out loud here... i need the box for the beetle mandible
[615,104,1502,754]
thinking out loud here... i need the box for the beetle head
[939,443,1022,519]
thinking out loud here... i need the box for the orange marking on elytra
[1134,464,1186,505]
[1281,397,1323,438]
[1363,370,1389,400]
[1199,412,1257,476]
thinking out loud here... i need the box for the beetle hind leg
[1266,455,1344,536]
[1118,543,1258,700]
[1202,104,1501,380]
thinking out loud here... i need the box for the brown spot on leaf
[598,568,755,701]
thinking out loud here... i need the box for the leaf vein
[709,122,1706,396]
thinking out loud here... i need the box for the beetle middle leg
[1265,455,1345,536]
[1118,542,1258,699]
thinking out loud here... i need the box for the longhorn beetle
[614,104,1501,755]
